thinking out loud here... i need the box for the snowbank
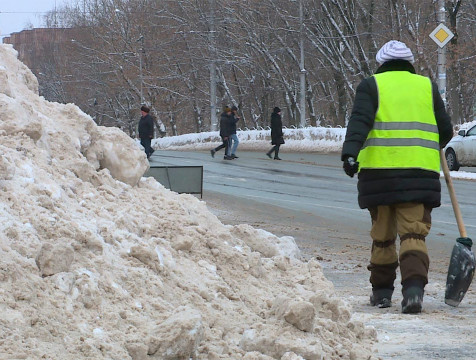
[154,127,346,153]
[0,44,379,359]
[154,121,476,182]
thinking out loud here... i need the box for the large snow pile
[0,44,378,360]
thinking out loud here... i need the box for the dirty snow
[0,44,380,359]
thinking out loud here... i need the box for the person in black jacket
[138,105,155,159]
[266,107,284,160]
[228,105,240,159]
[211,107,233,160]
[341,40,453,313]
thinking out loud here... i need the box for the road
[150,150,476,256]
[149,150,476,359]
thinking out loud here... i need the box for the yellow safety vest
[357,72,440,173]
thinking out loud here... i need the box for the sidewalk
[203,190,476,360]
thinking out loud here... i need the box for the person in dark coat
[138,105,155,159]
[211,107,233,160]
[266,107,284,160]
[341,40,453,313]
[228,105,240,158]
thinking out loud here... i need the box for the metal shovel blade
[445,238,475,307]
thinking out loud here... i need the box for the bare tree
[31,0,474,136]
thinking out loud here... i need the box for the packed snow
[153,127,346,154]
[0,44,381,359]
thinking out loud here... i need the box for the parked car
[444,124,476,171]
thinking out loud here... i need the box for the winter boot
[266,152,272,159]
[210,149,216,158]
[370,288,393,308]
[401,286,424,314]
[274,156,282,160]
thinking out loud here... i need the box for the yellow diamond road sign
[429,23,454,48]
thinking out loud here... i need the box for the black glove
[343,156,359,178]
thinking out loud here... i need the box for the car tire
[445,148,460,171]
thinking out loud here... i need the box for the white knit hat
[376,40,414,64]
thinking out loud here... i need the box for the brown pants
[367,203,431,289]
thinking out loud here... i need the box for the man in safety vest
[341,40,453,314]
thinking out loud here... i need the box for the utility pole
[209,0,218,132]
[299,0,306,128]
[137,34,144,104]
[54,0,58,28]
[437,0,446,105]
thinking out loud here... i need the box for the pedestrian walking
[341,40,453,313]
[228,105,240,159]
[211,107,233,160]
[266,107,284,160]
[138,105,155,159]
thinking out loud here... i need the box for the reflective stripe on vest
[357,72,440,173]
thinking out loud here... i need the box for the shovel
[440,149,475,306]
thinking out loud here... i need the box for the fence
[145,166,203,198]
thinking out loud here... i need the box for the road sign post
[429,11,455,105]
[429,23,455,49]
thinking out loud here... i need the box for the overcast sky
[0,0,73,40]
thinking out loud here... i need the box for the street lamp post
[298,0,306,128]
[137,35,144,104]
[209,0,218,132]
[291,0,306,127]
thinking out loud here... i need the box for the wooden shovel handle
[440,149,467,238]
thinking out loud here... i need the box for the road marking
[243,194,476,228]
[243,194,364,212]
[433,219,476,229]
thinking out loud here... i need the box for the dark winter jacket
[230,113,240,134]
[219,112,233,138]
[341,60,453,209]
[138,114,154,139]
[270,111,284,145]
